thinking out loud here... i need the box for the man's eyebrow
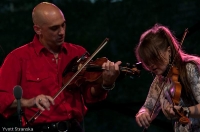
[49,21,66,28]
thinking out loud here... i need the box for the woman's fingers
[136,112,151,128]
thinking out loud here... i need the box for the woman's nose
[149,64,155,68]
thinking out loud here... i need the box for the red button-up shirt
[0,35,107,125]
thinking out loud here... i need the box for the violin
[62,56,142,88]
[166,28,190,125]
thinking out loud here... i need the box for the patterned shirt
[142,63,200,132]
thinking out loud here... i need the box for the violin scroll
[119,62,142,79]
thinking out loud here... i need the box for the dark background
[0,0,199,131]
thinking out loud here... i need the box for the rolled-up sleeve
[142,76,161,117]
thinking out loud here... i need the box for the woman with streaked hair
[135,23,200,132]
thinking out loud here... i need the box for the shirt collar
[32,35,67,55]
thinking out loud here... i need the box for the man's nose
[59,27,65,35]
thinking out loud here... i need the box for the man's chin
[56,41,64,46]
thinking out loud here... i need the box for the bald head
[32,2,65,26]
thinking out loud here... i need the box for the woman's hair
[135,23,200,104]
[135,24,183,70]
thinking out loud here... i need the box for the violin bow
[27,38,109,124]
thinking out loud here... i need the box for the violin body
[168,66,190,125]
[62,57,107,89]
[168,66,182,105]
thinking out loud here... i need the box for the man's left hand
[102,60,122,86]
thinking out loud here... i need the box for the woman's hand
[163,99,181,119]
[135,109,151,129]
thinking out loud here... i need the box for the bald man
[0,2,121,132]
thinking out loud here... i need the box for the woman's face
[146,47,171,75]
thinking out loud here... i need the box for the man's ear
[33,25,41,35]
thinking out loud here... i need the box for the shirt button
[52,58,54,61]
[68,113,72,118]
[37,78,40,81]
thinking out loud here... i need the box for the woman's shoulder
[185,62,200,76]
[186,62,200,69]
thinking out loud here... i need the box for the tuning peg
[135,62,143,70]
[126,63,131,68]
[130,75,135,79]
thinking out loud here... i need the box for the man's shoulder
[7,43,34,60]
[10,43,31,54]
